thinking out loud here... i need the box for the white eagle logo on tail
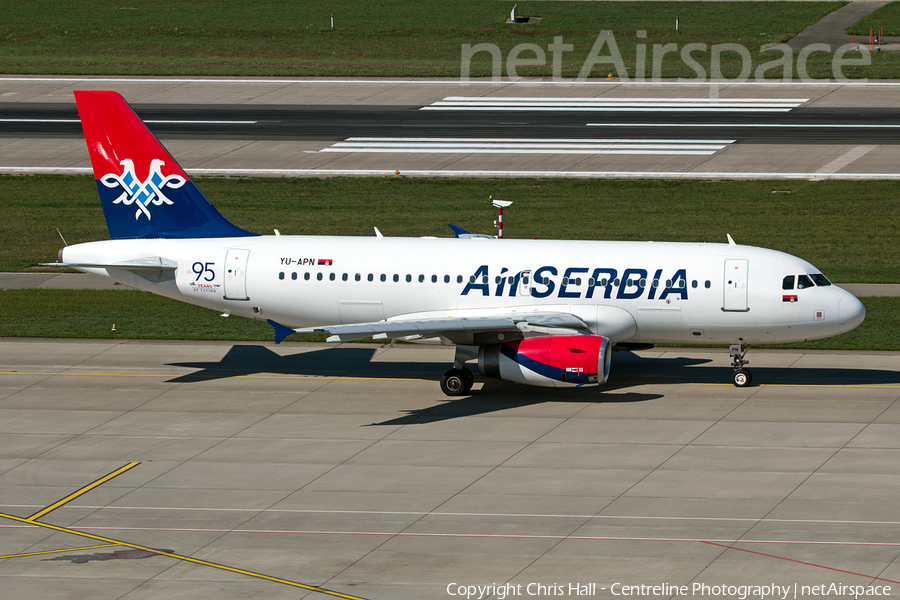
[100,159,186,221]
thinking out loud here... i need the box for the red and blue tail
[75,90,256,240]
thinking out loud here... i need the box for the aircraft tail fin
[74,90,256,240]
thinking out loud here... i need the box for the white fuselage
[61,235,865,345]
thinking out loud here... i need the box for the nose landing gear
[730,343,752,387]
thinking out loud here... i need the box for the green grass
[2,1,886,79]
[3,175,898,283]
[0,289,894,350]
[0,288,290,341]
[848,1,900,36]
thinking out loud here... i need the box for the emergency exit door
[723,259,748,311]
[224,248,250,301]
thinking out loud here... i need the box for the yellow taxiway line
[1,371,898,388]
[0,371,424,382]
[1,511,369,599]
[0,544,118,560]
[27,462,140,522]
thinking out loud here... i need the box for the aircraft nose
[838,291,866,334]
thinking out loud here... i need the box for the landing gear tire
[460,367,474,390]
[732,368,752,387]
[441,368,473,396]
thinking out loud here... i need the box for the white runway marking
[590,123,900,128]
[423,96,807,112]
[2,523,899,549]
[5,504,900,527]
[322,136,732,156]
[0,118,256,124]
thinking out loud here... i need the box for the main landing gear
[440,367,474,396]
[729,343,752,387]
[440,345,478,396]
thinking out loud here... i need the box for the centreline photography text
[445,582,893,599]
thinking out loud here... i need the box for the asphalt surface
[3,77,900,179]
[4,103,900,145]
[1,338,899,599]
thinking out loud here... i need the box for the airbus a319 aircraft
[48,91,866,395]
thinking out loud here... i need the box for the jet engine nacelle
[478,335,611,388]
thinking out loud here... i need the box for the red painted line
[7,521,899,582]
[702,541,900,585]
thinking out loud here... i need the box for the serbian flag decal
[318,258,334,267]
[783,295,798,304]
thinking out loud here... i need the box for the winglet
[267,319,297,344]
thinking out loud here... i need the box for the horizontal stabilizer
[41,257,177,271]
[267,319,298,345]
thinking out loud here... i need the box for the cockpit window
[811,273,831,287]
[782,275,795,290]
[797,275,814,289]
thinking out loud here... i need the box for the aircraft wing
[275,312,592,344]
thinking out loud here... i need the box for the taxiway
[1,338,899,599]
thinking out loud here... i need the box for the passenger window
[562,277,569,286]
[419,274,425,283]
[317,273,323,281]
[393,274,399,283]
[278,272,284,280]
[406,274,412,283]
[705,280,711,289]
[782,275,795,290]
[329,273,335,281]
[304,272,310,281]
[482,276,488,284]
[432,275,437,283]
[380,274,386,282]
[368,273,373,282]
[355,273,361,281]
[811,273,831,287]
[691,280,697,288]
[495,276,502,284]
[342,273,348,281]
[797,275,814,289]
[457,275,463,284]
[638,278,645,287]
[291,272,297,281]
[444,275,450,283]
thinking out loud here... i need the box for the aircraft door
[518,270,532,296]
[723,259,748,311]
[224,248,250,301]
